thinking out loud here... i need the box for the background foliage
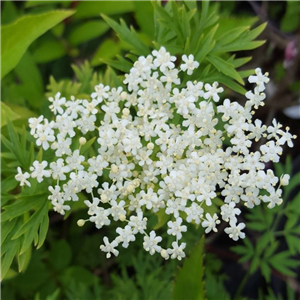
[1,1,300,299]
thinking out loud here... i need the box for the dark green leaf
[68,20,109,46]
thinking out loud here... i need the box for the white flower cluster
[16,47,296,260]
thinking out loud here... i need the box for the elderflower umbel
[16,47,296,260]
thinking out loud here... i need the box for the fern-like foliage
[101,1,266,94]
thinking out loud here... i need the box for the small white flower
[224,221,246,241]
[203,82,224,102]
[180,54,199,75]
[30,161,51,183]
[167,217,187,240]
[202,213,221,233]
[248,68,269,92]
[52,199,70,215]
[128,212,147,234]
[100,237,119,258]
[116,225,135,248]
[143,231,162,255]
[15,167,31,187]
[48,92,66,115]
[167,241,186,260]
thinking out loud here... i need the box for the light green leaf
[80,137,97,154]
[1,239,19,280]
[1,218,18,246]
[1,102,20,127]
[1,193,47,222]
[154,208,170,230]
[25,1,72,8]
[101,14,149,56]
[37,213,49,249]
[173,236,205,300]
[92,39,122,67]
[217,26,249,46]
[195,24,218,63]
[1,9,75,78]
[17,246,32,273]
[206,54,244,85]
[68,20,109,46]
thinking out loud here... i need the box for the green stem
[234,268,251,300]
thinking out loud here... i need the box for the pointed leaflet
[101,14,149,56]
[1,10,75,78]
[206,54,244,85]
[173,236,205,300]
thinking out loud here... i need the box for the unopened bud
[111,165,119,173]
[147,142,154,150]
[120,91,127,100]
[79,137,86,145]
[122,108,130,116]
[126,184,135,193]
[161,249,169,259]
[101,194,108,202]
[119,214,126,221]
[77,219,86,227]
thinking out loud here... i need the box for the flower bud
[77,219,86,227]
[147,142,154,150]
[79,137,86,145]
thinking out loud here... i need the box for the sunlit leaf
[1,9,75,78]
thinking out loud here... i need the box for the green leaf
[1,218,18,246]
[14,51,45,108]
[80,137,97,154]
[91,39,122,67]
[68,20,109,46]
[1,0,19,25]
[1,9,75,78]
[32,37,66,63]
[260,260,271,283]
[71,61,94,94]
[1,193,47,222]
[25,1,71,8]
[206,55,244,85]
[74,1,134,19]
[217,26,249,46]
[1,239,19,280]
[173,237,205,300]
[101,14,149,56]
[285,234,300,255]
[281,1,300,32]
[1,102,20,127]
[13,202,48,254]
[195,24,218,63]
[17,246,32,273]
[154,208,171,230]
[268,251,299,277]
[134,2,155,38]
